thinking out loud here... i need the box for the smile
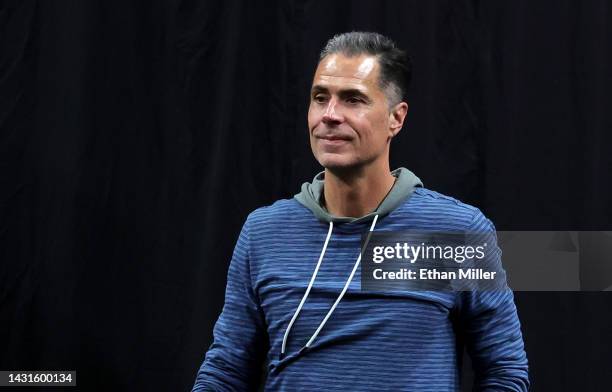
[318,134,352,141]
[319,138,350,146]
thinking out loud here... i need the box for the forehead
[312,53,382,92]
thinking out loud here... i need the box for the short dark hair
[319,31,412,106]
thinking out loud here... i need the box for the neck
[322,161,396,218]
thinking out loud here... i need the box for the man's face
[308,53,406,171]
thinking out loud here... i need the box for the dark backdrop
[1,0,611,391]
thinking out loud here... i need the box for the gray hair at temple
[319,31,412,108]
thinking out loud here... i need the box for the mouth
[317,136,351,146]
[317,135,352,142]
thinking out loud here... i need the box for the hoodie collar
[294,167,423,224]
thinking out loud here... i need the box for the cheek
[347,112,388,146]
[371,109,389,127]
[369,112,390,138]
[346,110,375,135]
[307,105,319,131]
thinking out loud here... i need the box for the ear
[388,102,408,138]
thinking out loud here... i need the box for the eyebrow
[311,85,371,101]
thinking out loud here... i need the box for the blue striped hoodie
[193,168,529,391]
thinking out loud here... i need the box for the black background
[1,0,611,391]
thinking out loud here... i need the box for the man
[193,32,529,391]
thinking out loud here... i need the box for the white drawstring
[281,221,334,355]
[281,215,379,355]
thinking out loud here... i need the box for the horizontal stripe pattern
[193,188,529,391]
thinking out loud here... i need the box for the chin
[316,153,359,171]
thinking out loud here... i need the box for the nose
[321,97,343,125]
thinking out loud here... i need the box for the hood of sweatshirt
[294,167,423,224]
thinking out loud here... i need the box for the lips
[316,134,352,141]
[317,136,351,148]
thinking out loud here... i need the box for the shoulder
[247,198,304,221]
[395,187,494,231]
[409,187,480,215]
[244,198,313,232]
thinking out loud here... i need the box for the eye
[346,96,364,104]
[313,94,328,103]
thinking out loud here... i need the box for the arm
[193,215,268,391]
[457,211,530,391]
